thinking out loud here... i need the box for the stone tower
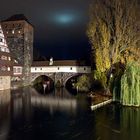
[1,14,34,86]
[0,24,12,90]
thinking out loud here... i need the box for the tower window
[12,30,15,34]
[7,67,10,71]
[8,57,11,61]
[1,55,7,60]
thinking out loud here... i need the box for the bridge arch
[30,73,55,84]
[64,73,83,93]
[63,73,82,86]
[32,75,54,93]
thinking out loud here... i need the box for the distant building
[0,25,12,90]
[1,14,34,86]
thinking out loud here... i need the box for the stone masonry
[1,14,34,86]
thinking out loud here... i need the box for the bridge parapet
[31,66,91,73]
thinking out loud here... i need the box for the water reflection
[11,88,32,121]
[0,90,10,140]
[0,88,140,140]
[31,88,77,114]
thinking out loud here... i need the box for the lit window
[14,60,18,63]
[18,30,21,34]
[1,55,7,60]
[17,68,21,73]
[7,67,10,71]
[8,57,11,61]
[5,48,10,53]
[1,66,6,71]
[1,47,5,52]
[13,68,16,73]
[12,30,15,34]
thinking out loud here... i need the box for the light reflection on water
[0,87,140,140]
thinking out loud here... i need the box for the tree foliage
[87,0,140,91]
[121,62,140,106]
[73,74,91,92]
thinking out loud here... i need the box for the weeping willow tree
[121,62,140,106]
[87,0,140,102]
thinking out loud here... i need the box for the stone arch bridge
[30,65,91,86]
[12,61,91,87]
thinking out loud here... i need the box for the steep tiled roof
[32,60,86,66]
[2,14,33,26]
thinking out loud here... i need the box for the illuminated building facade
[0,25,12,90]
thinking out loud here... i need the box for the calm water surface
[0,87,140,140]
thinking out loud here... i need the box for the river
[0,87,140,140]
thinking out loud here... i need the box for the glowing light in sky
[48,11,80,25]
[55,14,75,24]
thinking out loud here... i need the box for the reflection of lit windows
[7,67,10,71]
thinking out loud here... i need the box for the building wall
[1,20,33,86]
[0,76,11,90]
[0,24,12,90]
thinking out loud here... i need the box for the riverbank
[88,90,113,110]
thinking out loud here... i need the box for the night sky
[0,0,91,63]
